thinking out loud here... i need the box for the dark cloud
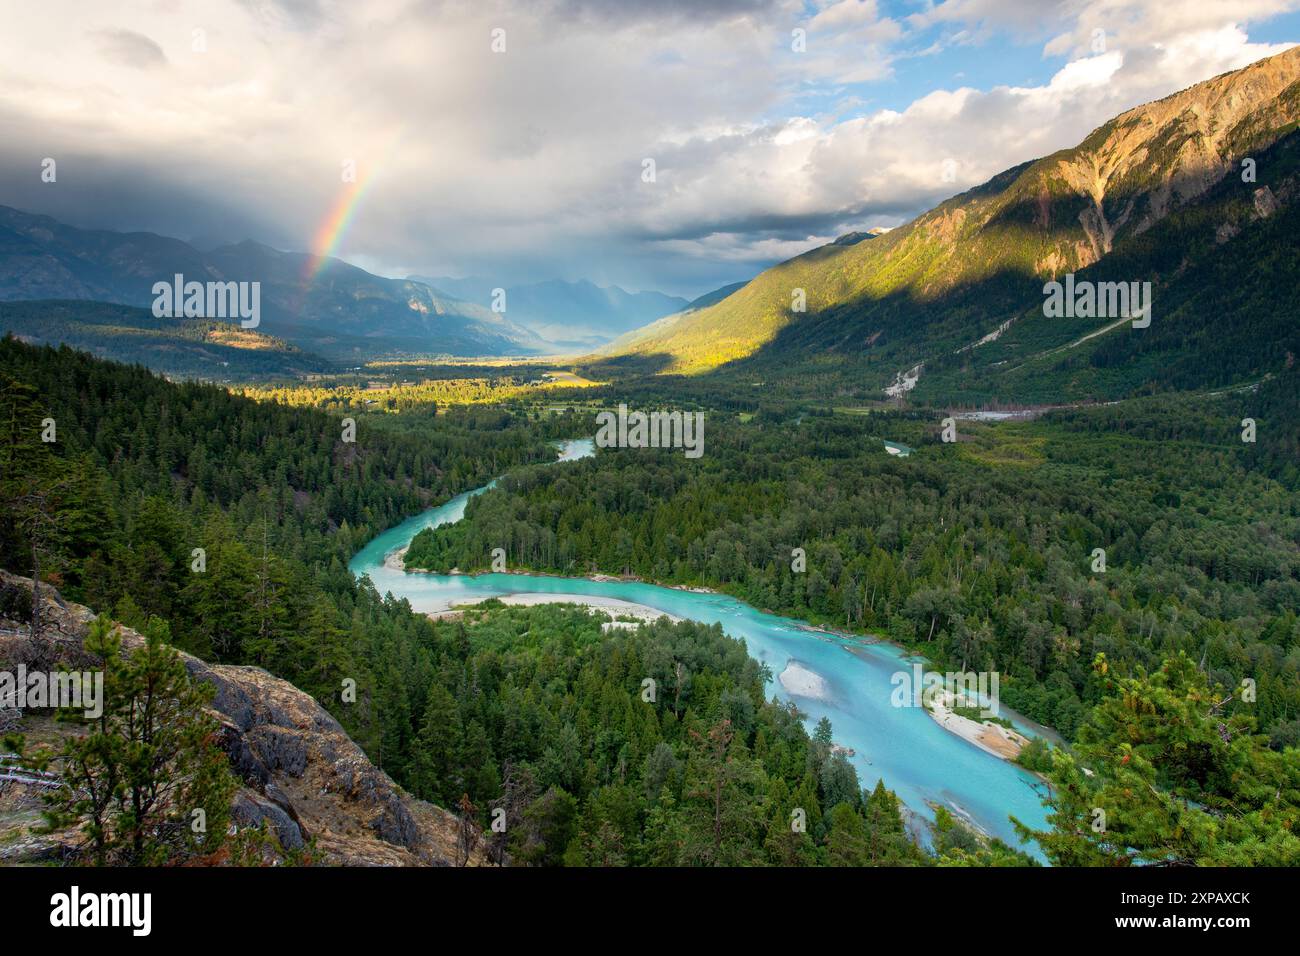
[4,1,1290,300]
[0,111,292,251]
[624,201,917,243]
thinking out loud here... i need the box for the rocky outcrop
[1052,46,1300,255]
[0,570,477,866]
[1254,185,1280,218]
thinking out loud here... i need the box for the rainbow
[301,129,406,288]
[302,162,381,286]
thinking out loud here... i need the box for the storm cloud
[1,0,1295,296]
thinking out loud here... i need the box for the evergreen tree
[16,615,237,865]
[410,684,463,804]
[1019,653,1300,866]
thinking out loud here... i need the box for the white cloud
[1041,0,1300,57]
[0,0,1294,295]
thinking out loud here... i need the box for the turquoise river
[349,438,1053,860]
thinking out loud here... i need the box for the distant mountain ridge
[684,280,749,311]
[600,46,1300,405]
[0,205,545,360]
[0,300,330,382]
[600,279,750,356]
[410,275,688,349]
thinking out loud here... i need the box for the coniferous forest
[3,335,1298,869]
[405,394,1300,746]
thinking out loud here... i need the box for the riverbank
[389,543,1053,765]
[387,545,716,595]
[449,592,684,624]
[927,689,1030,761]
[351,464,1054,856]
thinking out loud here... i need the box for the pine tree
[1019,653,1300,866]
[20,615,237,865]
[825,803,871,866]
[410,684,462,803]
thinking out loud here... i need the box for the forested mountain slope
[0,300,332,382]
[602,46,1300,404]
[0,334,564,762]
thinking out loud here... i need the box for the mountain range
[0,207,711,364]
[0,205,550,362]
[0,299,333,382]
[601,46,1300,407]
[4,46,1298,403]
[411,275,692,350]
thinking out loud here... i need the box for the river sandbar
[927,690,1029,761]
[778,660,833,700]
[451,592,683,623]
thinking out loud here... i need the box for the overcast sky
[2,0,1297,297]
